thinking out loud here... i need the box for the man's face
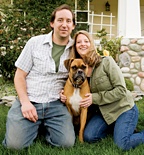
[50,9,75,39]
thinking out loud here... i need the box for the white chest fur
[69,88,82,112]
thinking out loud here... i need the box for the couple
[2,4,144,151]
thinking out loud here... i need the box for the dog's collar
[68,78,82,88]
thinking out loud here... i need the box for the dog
[63,58,90,142]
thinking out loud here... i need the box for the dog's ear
[64,58,74,71]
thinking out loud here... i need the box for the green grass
[0,78,144,155]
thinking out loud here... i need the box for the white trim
[74,1,115,39]
[118,0,141,37]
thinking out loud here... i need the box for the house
[1,0,144,94]
[74,0,144,94]
[74,0,144,39]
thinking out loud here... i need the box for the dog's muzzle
[73,69,86,85]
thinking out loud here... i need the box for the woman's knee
[84,131,101,143]
[84,132,93,142]
[115,140,129,151]
[114,136,132,151]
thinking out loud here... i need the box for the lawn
[0,79,144,155]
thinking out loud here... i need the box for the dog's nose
[78,70,83,74]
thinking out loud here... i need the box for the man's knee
[46,133,75,148]
[2,138,29,150]
[58,135,75,147]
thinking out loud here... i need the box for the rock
[121,67,130,73]
[138,72,144,78]
[1,96,16,107]
[142,45,144,50]
[130,39,138,44]
[5,100,15,107]
[119,52,131,67]
[138,51,144,56]
[134,62,140,70]
[129,44,141,52]
[130,63,134,69]
[120,46,129,52]
[135,77,141,85]
[140,79,144,91]
[127,50,138,56]
[141,57,144,71]
[137,39,144,45]
[1,96,16,102]
[122,73,131,78]
[131,56,141,62]
[121,38,130,45]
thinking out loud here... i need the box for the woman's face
[76,34,91,57]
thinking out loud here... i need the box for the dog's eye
[81,65,86,70]
[72,66,77,70]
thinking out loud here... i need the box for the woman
[61,30,144,151]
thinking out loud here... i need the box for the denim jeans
[84,104,144,150]
[2,99,75,149]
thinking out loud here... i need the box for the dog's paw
[79,135,84,143]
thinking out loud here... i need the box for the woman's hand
[80,93,92,108]
[60,90,67,103]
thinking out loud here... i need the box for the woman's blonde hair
[70,30,101,67]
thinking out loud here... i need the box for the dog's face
[64,59,88,86]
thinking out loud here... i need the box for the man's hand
[60,90,67,103]
[21,102,38,123]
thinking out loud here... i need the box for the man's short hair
[50,4,75,26]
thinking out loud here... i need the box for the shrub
[96,28,122,61]
[0,0,90,81]
[0,5,50,80]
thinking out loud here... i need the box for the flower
[1,51,6,56]
[1,47,6,50]
[10,46,14,49]
[103,49,109,56]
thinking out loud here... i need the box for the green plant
[0,4,50,80]
[124,78,134,91]
[96,28,122,60]
[0,0,91,81]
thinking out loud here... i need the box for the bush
[0,0,90,81]
[96,28,122,61]
[0,8,49,80]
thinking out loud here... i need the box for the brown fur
[64,58,90,142]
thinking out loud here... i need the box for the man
[2,4,75,149]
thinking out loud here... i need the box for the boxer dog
[63,58,90,142]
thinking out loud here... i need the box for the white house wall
[90,0,118,38]
[117,0,142,38]
[81,0,144,38]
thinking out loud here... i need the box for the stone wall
[119,38,144,94]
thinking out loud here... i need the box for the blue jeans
[84,104,144,150]
[2,99,75,149]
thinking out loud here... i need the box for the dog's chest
[69,88,82,112]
